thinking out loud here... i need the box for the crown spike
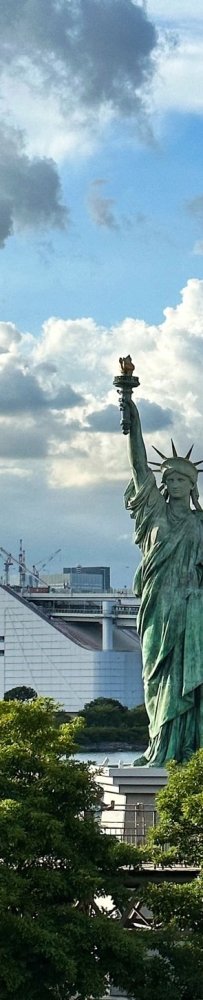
[171,439,178,457]
[185,445,194,460]
[152,446,167,460]
[194,460,203,466]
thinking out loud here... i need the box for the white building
[0,585,143,711]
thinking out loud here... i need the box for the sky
[0,0,203,589]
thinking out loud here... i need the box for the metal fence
[100,802,157,846]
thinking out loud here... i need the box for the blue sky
[0,0,203,588]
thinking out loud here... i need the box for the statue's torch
[113,355,140,434]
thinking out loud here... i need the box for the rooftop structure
[63,565,110,592]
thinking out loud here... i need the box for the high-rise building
[63,565,110,592]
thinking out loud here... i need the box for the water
[74,749,141,765]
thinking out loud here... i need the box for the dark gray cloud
[34,361,58,376]
[138,398,173,433]
[88,405,120,432]
[0,365,84,415]
[88,399,173,434]
[0,366,47,414]
[48,415,83,440]
[0,424,47,459]
[88,180,119,230]
[0,126,67,246]
[0,2,158,247]
[0,410,86,462]
[0,1,157,117]
[50,384,84,410]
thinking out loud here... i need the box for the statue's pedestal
[96,766,167,845]
[108,764,167,798]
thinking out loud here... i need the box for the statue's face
[166,472,191,500]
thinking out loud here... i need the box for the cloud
[1,279,203,492]
[0,364,84,415]
[0,322,22,351]
[0,423,47,459]
[88,180,119,230]
[87,398,173,436]
[87,405,120,432]
[187,194,203,224]
[149,1,202,23]
[0,366,47,414]
[193,240,203,255]
[0,125,67,246]
[1,279,203,587]
[0,1,159,167]
[50,384,84,410]
[138,399,173,433]
[0,1,157,116]
[151,28,203,117]
[85,399,173,434]
[32,278,203,487]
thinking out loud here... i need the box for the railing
[99,802,157,846]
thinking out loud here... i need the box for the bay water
[74,750,141,765]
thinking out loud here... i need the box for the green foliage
[137,750,203,998]
[148,751,203,866]
[2,699,203,998]
[78,697,149,747]
[0,696,147,999]
[4,685,37,702]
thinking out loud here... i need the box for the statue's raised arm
[113,354,149,491]
[127,398,149,492]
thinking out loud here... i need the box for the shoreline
[76,743,146,752]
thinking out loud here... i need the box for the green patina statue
[115,358,203,767]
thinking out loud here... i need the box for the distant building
[63,565,110,593]
[0,585,143,711]
[7,566,111,592]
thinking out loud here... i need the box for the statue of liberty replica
[114,357,203,767]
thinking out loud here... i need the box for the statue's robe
[125,470,203,765]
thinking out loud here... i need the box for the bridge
[26,593,140,626]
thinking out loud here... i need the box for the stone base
[97,766,167,844]
[108,765,167,798]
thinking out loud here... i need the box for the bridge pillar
[102,600,114,650]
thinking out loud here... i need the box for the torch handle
[113,372,140,435]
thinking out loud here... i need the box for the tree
[0,696,149,999]
[81,697,128,727]
[138,752,203,998]
[148,751,203,866]
[4,685,37,702]
[77,698,148,748]
[1,699,202,999]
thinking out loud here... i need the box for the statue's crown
[150,441,203,486]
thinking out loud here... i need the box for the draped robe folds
[124,469,203,766]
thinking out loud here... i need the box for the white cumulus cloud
[1,278,203,583]
[0,278,203,493]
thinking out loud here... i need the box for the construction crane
[0,546,51,590]
[19,538,26,588]
[32,548,61,586]
[5,554,13,586]
[0,552,13,586]
[34,548,61,571]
